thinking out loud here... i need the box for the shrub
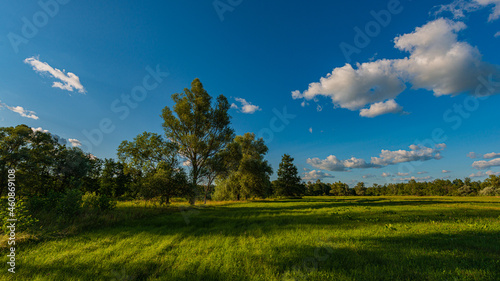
[478,186,500,196]
[82,192,116,212]
[1,199,39,234]
[56,189,83,220]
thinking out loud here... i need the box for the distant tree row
[305,176,500,197]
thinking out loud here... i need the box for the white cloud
[472,157,500,169]
[434,0,500,22]
[397,172,409,176]
[467,152,479,158]
[316,105,323,112]
[302,170,335,181]
[31,127,49,133]
[230,98,261,114]
[483,152,500,159]
[370,143,446,166]
[442,170,451,173]
[307,155,376,172]
[381,172,392,177]
[469,170,500,177]
[30,127,68,146]
[417,171,428,174]
[0,101,38,120]
[292,19,500,116]
[495,31,500,37]
[307,143,446,172]
[309,127,313,133]
[363,174,376,179]
[393,176,433,182]
[359,100,404,118]
[68,138,82,147]
[24,57,86,94]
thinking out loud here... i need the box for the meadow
[2,196,500,281]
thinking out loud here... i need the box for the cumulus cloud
[469,170,500,177]
[31,127,49,133]
[359,100,404,118]
[442,170,451,173]
[68,139,82,147]
[303,170,335,181]
[24,57,86,94]
[230,98,261,114]
[307,155,377,172]
[307,143,446,172]
[370,143,446,166]
[483,152,500,159]
[292,19,500,116]
[381,172,392,177]
[0,101,38,119]
[472,157,500,169]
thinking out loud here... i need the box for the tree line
[1,78,499,231]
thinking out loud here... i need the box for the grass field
[2,196,500,281]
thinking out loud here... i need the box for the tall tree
[274,154,305,197]
[161,78,234,204]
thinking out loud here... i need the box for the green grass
[2,196,500,280]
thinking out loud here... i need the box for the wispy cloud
[0,101,39,119]
[24,57,86,94]
[469,170,500,177]
[434,0,500,22]
[230,98,261,114]
[442,170,451,173]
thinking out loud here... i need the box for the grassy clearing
[2,196,500,281]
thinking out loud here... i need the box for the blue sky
[1,0,500,186]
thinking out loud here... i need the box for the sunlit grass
[1,196,500,280]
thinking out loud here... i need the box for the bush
[56,189,83,220]
[478,186,500,196]
[82,192,116,212]
[1,199,39,234]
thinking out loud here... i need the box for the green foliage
[213,133,273,200]
[478,186,500,196]
[56,189,83,221]
[141,164,189,205]
[82,192,117,212]
[1,199,38,234]
[274,154,305,197]
[161,79,234,203]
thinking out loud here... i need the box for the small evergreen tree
[274,154,305,197]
